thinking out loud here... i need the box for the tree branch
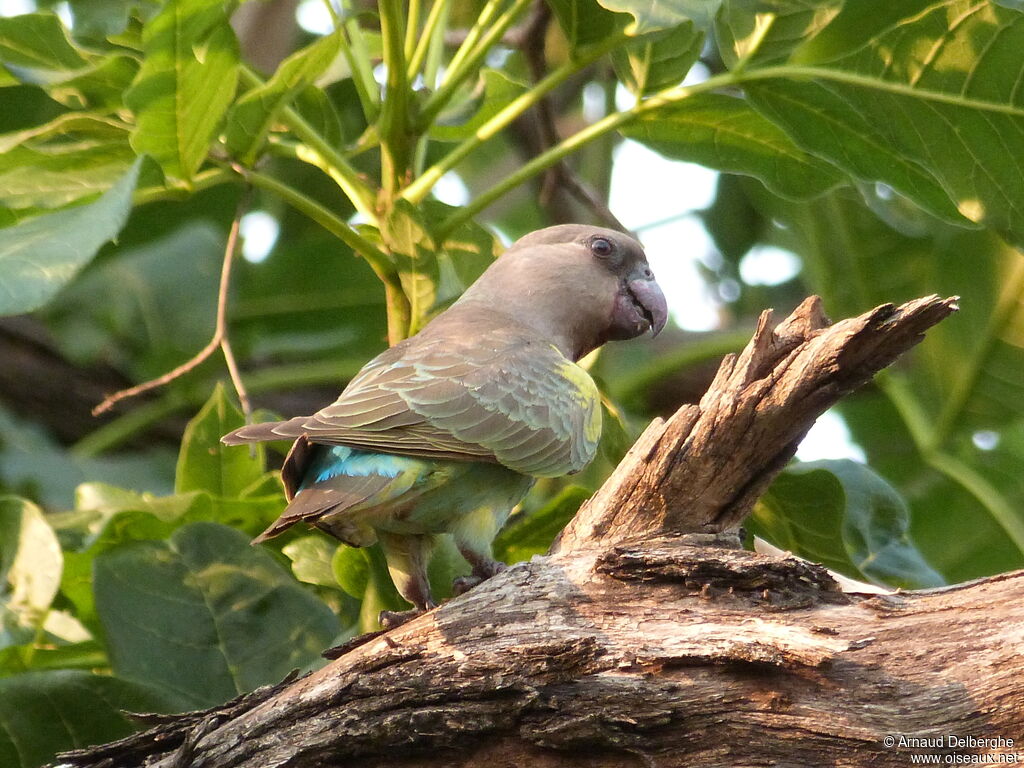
[62,295,1022,768]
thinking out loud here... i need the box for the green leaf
[599,0,723,34]
[94,522,338,707]
[47,54,140,111]
[715,0,844,69]
[612,21,703,97]
[0,670,187,768]
[426,535,470,602]
[284,534,340,588]
[176,383,265,498]
[430,68,527,141]
[0,13,92,75]
[331,543,370,598]
[749,460,945,589]
[0,114,135,210]
[0,497,62,648]
[548,0,629,51]
[745,183,1024,578]
[381,200,497,333]
[741,0,1024,244]
[621,93,842,199]
[494,486,591,564]
[125,0,239,182]
[226,32,342,164]
[0,156,141,316]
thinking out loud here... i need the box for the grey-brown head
[455,224,668,360]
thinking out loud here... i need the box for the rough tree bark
[60,295,1024,768]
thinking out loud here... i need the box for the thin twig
[518,3,628,234]
[93,190,252,417]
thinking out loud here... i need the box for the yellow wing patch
[556,352,603,450]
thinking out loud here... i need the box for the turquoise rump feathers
[222,224,668,626]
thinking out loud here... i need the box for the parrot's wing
[224,331,602,477]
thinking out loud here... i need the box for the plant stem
[881,373,1024,557]
[436,69,738,236]
[407,0,449,81]
[405,0,422,63]
[930,250,1024,449]
[378,0,411,197]
[240,167,411,346]
[133,168,236,206]
[404,33,627,204]
[418,0,533,127]
[341,16,381,122]
[440,0,503,86]
[240,167,390,276]
[92,191,252,417]
[238,66,378,219]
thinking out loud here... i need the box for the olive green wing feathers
[223,331,602,477]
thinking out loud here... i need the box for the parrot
[222,224,668,627]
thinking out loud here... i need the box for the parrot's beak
[627,276,668,337]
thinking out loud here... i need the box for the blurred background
[1,0,1023,761]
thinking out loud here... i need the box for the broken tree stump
[61,295,1024,768]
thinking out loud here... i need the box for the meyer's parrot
[223,224,668,626]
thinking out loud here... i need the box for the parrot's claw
[378,608,424,629]
[452,560,507,596]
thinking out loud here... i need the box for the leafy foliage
[2,0,1024,763]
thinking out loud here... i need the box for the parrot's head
[472,224,668,360]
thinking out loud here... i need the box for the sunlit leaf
[226,32,342,164]
[0,13,93,75]
[94,522,338,707]
[622,93,843,199]
[125,0,239,182]
[742,0,1024,244]
[612,21,703,96]
[600,0,723,33]
[176,383,266,497]
[430,68,527,141]
[0,497,62,649]
[0,157,141,316]
[749,460,944,589]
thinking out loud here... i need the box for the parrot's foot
[451,560,507,596]
[378,609,420,629]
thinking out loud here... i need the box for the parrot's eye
[590,237,614,257]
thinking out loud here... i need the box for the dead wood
[59,294,1024,768]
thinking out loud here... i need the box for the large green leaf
[94,522,338,707]
[715,0,844,69]
[612,21,703,97]
[621,93,843,199]
[0,13,92,75]
[43,219,224,379]
[226,32,342,164]
[548,0,629,51]
[430,69,527,141]
[0,157,141,316]
[0,114,135,210]
[750,460,944,589]
[599,0,723,33]
[494,486,591,564]
[176,383,265,497]
[739,0,1024,245]
[0,670,186,768]
[0,497,62,649]
[125,0,239,182]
